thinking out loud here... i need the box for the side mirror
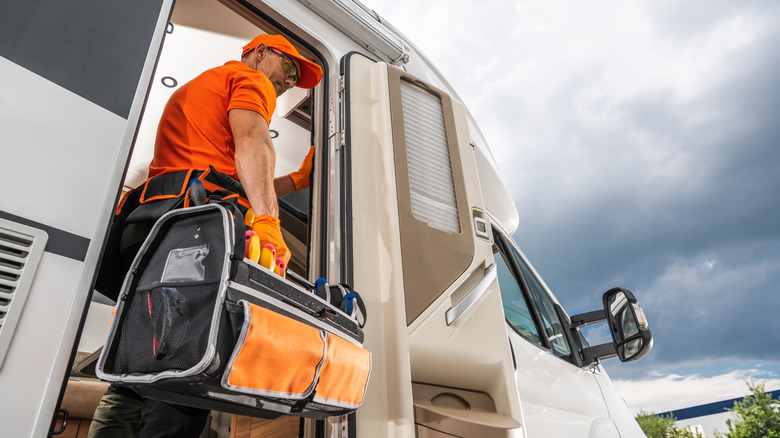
[568,287,653,366]
[603,287,653,362]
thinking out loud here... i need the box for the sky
[360,0,780,415]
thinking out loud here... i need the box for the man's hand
[289,145,315,191]
[274,145,315,197]
[252,215,291,267]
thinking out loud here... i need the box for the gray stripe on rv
[0,210,89,262]
[0,0,165,119]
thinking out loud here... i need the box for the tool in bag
[314,280,367,328]
[95,202,371,419]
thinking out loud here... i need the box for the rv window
[494,246,543,347]
[506,245,572,359]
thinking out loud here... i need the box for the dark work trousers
[134,399,210,438]
[88,222,210,438]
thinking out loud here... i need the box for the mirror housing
[568,287,653,366]
[603,287,653,362]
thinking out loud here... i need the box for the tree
[636,410,680,438]
[716,380,780,438]
[635,411,702,438]
[636,410,676,437]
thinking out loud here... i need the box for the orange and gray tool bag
[95,203,371,419]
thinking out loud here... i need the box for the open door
[0,0,173,435]
[342,53,524,437]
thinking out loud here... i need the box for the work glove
[251,215,291,267]
[288,146,315,191]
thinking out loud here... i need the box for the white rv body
[0,0,648,436]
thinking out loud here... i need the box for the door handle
[445,264,497,326]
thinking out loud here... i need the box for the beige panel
[348,58,523,437]
[386,67,476,325]
[409,279,525,427]
[413,383,522,438]
[348,56,416,437]
[383,66,525,432]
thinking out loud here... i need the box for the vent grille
[0,219,48,369]
[400,80,461,233]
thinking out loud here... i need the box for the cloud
[613,368,780,413]
[620,244,780,373]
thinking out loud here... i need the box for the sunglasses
[269,47,299,86]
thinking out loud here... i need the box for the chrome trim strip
[445,263,497,326]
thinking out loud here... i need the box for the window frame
[492,225,578,365]
[493,231,549,350]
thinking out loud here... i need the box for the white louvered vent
[0,219,48,369]
[400,80,461,233]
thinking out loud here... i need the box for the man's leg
[87,385,145,438]
[134,399,210,438]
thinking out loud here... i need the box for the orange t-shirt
[148,61,277,180]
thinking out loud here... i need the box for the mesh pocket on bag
[106,282,219,374]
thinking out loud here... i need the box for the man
[89,34,323,438]
[148,33,322,266]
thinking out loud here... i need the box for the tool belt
[95,204,371,419]
[96,167,251,301]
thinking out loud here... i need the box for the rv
[0,0,652,436]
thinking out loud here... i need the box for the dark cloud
[510,1,780,376]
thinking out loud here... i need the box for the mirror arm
[581,343,617,363]
[569,309,607,330]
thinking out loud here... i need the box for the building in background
[659,389,780,437]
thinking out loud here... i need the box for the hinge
[337,74,346,151]
[328,95,337,138]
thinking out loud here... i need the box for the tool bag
[95,203,371,419]
[95,166,253,302]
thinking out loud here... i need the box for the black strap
[290,388,317,414]
[206,165,246,198]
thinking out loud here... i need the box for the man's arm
[274,145,315,197]
[230,108,278,218]
[230,108,292,266]
[274,175,296,198]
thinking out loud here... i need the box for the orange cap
[242,34,323,89]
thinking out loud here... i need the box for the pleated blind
[400,80,460,233]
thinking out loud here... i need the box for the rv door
[0,0,173,435]
[342,53,523,437]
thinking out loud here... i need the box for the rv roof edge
[297,0,408,64]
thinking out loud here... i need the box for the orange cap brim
[242,34,323,89]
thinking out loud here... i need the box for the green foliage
[635,410,703,438]
[636,410,679,438]
[716,380,780,438]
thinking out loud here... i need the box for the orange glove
[288,146,315,191]
[251,215,291,267]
